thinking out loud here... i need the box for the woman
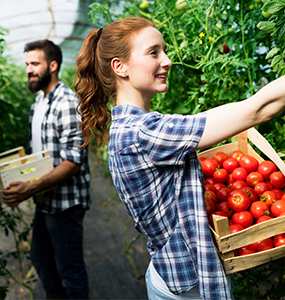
[74,17,285,300]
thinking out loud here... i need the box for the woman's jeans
[30,205,89,299]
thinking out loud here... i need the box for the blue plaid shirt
[29,81,91,214]
[108,105,231,299]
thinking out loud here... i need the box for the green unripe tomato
[262,10,272,18]
[140,0,149,9]
[175,0,187,10]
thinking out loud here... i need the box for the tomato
[232,211,253,228]
[227,190,251,212]
[271,200,285,217]
[205,177,216,185]
[232,167,248,182]
[240,186,259,203]
[212,151,228,167]
[254,182,271,196]
[213,168,229,183]
[260,191,278,206]
[279,211,285,217]
[273,234,285,247]
[252,238,273,252]
[205,198,216,216]
[198,156,207,164]
[216,187,231,202]
[223,157,239,173]
[282,194,285,202]
[265,181,273,190]
[213,182,227,192]
[216,201,233,218]
[205,184,216,193]
[262,11,272,18]
[238,244,256,256]
[250,201,270,219]
[227,173,234,187]
[230,180,248,191]
[270,172,285,189]
[230,150,244,161]
[208,211,229,228]
[229,223,245,233]
[257,161,277,181]
[272,188,284,200]
[256,215,273,224]
[201,158,219,178]
[246,172,264,188]
[239,155,259,173]
[205,190,218,204]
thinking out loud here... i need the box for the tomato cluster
[200,150,285,256]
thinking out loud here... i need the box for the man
[2,39,91,299]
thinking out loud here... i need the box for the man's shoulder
[54,81,78,103]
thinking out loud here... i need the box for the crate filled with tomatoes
[198,128,285,274]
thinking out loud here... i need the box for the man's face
[25,50,51,94]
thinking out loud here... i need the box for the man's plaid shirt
[29,81,90,214]
[108,105,231,299]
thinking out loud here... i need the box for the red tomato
[271,200,285,217]
[223,157,239,173]
[227,173,235,187]
[230,180,248,191]
[260,191,278,206]
[271,188,284,200]
[201,159,219,178]
[246,172,264,188]
[232,167,248,182]
[257,161,278,181]
[198,156,207,164]
[208,211,229,228]
[229,223,244,233]
[252,238,273,252]
[205,184,216,193]
[238,244,256,256]
[279,211,285,217]
[282,194,285,202]
[240,186,259,203]
[273,234,285,247]
[213,182,227,192]
[270,171,285,189]
[254,182,271,196]
[216,201,233,218]
[250,201,270,219]
[205,190,218,204]
[212,151,229,167]
[216,187,231,202]
[205,177,216,185]
[213,168,229,183]
[230,150,244,161]
[256,215,273,224]
[239,154,259,173]
[205,198,216,216]
[265,181,273,190]
[227,190,251,212]
[232,211,253,228]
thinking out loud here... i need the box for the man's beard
[28,67,51,94]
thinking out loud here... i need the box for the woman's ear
[111,57,128,78]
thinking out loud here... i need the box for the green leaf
[266,47,280,59]
[243,58,255,64]
[257,21,276,34]
[262,0,285,14]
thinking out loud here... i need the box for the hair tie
[97,28,103,40]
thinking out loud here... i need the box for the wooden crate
[198,128,285,274]
[0,147,54,198]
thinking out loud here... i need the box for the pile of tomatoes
[200,150,285,256]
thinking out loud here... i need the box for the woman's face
[124,26,172,100]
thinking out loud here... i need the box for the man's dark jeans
[30,205,89,299]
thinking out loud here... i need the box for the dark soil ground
[0,154,150,300]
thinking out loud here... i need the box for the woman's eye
[150,50,157,55]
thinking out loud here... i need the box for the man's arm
[1,160,81,207]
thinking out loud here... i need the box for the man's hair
[24,39,62,72]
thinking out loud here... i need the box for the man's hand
[2,181,33,207]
